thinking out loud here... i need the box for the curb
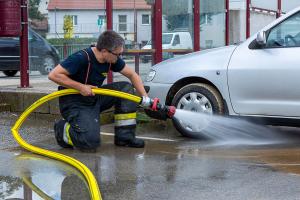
[0,90,114,125]
[0,90,151,125]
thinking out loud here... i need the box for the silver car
[144,7,300,138]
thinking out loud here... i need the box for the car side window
[173,35,180,46]
[28,31,33,40]
[266,12,300,48]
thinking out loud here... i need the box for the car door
[0,37,20,70]
[228,11,300,117]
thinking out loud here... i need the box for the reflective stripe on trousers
[114,112,136,127]
[63,123,74,146]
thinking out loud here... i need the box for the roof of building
[48,0,151,10]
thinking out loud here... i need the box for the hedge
[47,38,97,45]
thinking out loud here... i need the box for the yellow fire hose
[11,88,142,200]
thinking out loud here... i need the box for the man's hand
[79,84,98,96]
[141,96,161,111]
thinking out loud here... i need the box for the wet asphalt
[1,112,300,200]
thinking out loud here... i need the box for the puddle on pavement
[0,151,90,200]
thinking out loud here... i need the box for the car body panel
[228,41,300,117]
[145,46,237,106]
[145,82,173,105]
[145,6,300,120]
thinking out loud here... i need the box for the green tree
[63,15,74,39]
[0,176,22,199]
[29,0,45,20]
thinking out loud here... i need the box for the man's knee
[70,123,100,149]
[83,131,100,149]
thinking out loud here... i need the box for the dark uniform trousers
[55,81,139,150]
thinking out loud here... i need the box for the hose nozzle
[141,96,176,119]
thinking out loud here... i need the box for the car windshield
[145,34,174,45]
[162,34,173,44]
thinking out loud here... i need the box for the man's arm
[120,64,148,97]
[48,64,97,96]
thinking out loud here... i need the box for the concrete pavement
[2,112,300,200]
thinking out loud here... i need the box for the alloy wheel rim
[43,57,55,73]
[177,92,213,132]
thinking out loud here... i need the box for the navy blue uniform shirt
[60,47,125,87]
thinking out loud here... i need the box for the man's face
[103,46,123,63]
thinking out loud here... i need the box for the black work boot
[114,126,145,148]
[54,119,73,149]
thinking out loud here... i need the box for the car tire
[3,70,18,77]
[171,83,224,138]
[39,55,56,75]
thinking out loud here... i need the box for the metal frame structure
[106,0,113,83]
[20,0,29,87]
[246,0,283,39]
[193,0,200,51]
[105,0,230,67]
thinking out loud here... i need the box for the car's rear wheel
[39,55,56,75]
[171,83,224,138]
[3,70,18,77]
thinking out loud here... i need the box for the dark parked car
[0,28,60,76]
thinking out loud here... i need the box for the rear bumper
[144,81,173,105]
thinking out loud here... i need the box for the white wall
[250,12,276,35]
[137,11,152,43]
[200,13,226,49]
[282,0,300,12]
[229,0,246,10]
[229,10,246,44]
[251,0,277,10]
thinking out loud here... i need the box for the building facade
[46,0,300,48]
[47,0,152,45]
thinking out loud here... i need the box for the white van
[141,32,193,63]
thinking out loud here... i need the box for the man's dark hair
[96,30,125,51]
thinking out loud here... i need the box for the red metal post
[225,0,229,45]
[23,181,33,200]
[0,0,21,37]
[193,0,200,51]
[63,43,68,58]
[106,0,113,83]
[20,0,29,87]
[277,0,282,18]
[153,0,162,64]
[246,0,251,38]
[135,54,139,74]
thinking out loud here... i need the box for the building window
[118,15,127,32]
[142,14,150,25]
[98,15,106,26]
[72,15,78,26]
